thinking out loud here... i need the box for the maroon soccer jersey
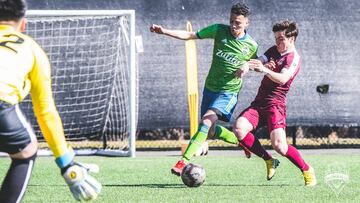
[253,46,301,107]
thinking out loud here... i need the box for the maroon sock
[240,132,272,160]
[285,145,309,171]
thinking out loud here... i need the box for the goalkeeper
[150,2,279,180]
[0,0,101,202]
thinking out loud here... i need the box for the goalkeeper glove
[62,162,102,201]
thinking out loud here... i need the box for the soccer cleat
[303,166,317,186]
[171,160,187,176]
[238,142,251,158]
[265,158,280,180]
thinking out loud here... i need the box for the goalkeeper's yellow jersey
[0,25,72,160]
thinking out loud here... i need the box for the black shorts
[0,102,36,154]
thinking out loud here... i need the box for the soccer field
[1,151,359,202]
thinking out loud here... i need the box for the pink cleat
[171,160,187,176]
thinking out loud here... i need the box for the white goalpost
[23,10,137,157]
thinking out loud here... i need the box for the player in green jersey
[150,2,279,179]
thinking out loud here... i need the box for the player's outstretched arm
[150,24,197,40]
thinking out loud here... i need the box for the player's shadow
[29,184,186,188]
[206,183,296,187]
[104,184,183,188]
[27,183,183,188]
[29,183,297,188]
[102,183,296,188]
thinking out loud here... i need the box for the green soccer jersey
[196,24,258,93]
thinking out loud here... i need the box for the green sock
[183,124,209,161]
[214,125,239,145]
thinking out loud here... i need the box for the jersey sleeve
[283,52,300,78]
[250,45,258,60]
[196,24,219,39]
[259,45,277,64]
[28,40,74,168]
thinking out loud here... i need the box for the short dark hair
[0,0,27,21]
[272,20,299,41]
[231,3,251,17]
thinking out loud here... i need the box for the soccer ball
[181,163,206,187]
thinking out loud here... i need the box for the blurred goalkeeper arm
[29,41,102,201]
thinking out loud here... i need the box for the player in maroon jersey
[233,20,317,186]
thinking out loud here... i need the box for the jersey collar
[280,47,296,56]
[0,24,15,31]
[236,30,248,41]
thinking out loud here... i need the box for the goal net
[21,10,137,157]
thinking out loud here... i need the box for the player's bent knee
[208,127,216,137]
[233,117,252,140]
[232,126,247,140]
[201,115,217,127]
[233,126,249,140]
[10,139,38,159]
[272,143,288,156]
[12,152,37,163]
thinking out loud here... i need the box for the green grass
[0,153,359,202]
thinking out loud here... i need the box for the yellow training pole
[185,21,199,138]
[181,21,208,156]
